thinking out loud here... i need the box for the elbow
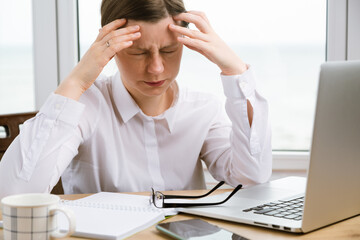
[247,133,272,185]
[249,167,272,185]
[0,183,7,200]
[0,164,12,200]
[0,179,16,200]
[249,151,272,185]
[229,152,272,188]
[241,166,271,187]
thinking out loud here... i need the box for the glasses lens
[154,191,164,208]
[149,190,154,205]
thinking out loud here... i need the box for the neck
[125,82,175,117]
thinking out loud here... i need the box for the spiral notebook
[59,192,172,240]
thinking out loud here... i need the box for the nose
[147,54,164,75]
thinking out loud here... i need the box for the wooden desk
[1,190,359,240]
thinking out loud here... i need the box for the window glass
[0,0,35,114]
[78,0,326,151]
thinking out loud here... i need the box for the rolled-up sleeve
[0,93,85,198]
[201,66,272,187]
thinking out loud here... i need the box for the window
[78,0,326,151]
[0,1,35,114]
[181,0,326,151]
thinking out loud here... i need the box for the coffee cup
[1,193,75,240]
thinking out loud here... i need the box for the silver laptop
[180,60,360,233]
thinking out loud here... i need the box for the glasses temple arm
[215,184,242,204]
[163,181,225,199]
[163,184,242,208]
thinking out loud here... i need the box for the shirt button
[55,103,61,110]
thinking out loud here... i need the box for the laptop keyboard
[243,196,304,221]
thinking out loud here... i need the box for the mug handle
[49,205,76,239]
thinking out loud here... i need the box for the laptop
[180,60,360,233]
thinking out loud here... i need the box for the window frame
[32,0,78,109]
[32,0,360,170]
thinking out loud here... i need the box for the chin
[141,88,168,97]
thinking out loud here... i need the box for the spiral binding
[60,199,161,213]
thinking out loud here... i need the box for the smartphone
[156,219,249,240]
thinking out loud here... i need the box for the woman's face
[115,17,183,99]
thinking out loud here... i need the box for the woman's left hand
[169,11,247,76]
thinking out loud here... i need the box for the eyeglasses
[150,181,242,208]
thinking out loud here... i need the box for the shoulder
[179,86,223,109]
[79,74,112,109]
[77,74,114,139]
[176,85,225,123]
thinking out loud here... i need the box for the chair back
[0,112,64,194]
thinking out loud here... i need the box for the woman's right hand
[55,19,141,100]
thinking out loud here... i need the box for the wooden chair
[0,112,64,194]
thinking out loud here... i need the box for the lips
[144,80,166,87]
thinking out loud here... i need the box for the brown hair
[101,0,188,27]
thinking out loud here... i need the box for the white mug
[1,193,75,240]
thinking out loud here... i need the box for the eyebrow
[129,43,179,51]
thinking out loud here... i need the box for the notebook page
[58,194,166,240]
[76,192,178,215]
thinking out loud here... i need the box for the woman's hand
[169,11,247,76]
[55,19,141,100]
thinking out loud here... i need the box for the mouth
[144,80,166,87]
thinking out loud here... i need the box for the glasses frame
[150,181,243,208]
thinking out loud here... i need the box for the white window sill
[203,151,309,189]
[272,151,309,170]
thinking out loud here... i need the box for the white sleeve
[201,66,272,187]
[0,93,85,199]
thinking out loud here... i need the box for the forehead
[127,17,180,49]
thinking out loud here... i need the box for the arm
[0,19,141,198]
[56,19,141,100]
[0,94,85,198]
[169,11,253,126]
[169,11,272,186]
[202,69,272,187]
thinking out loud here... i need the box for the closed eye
[161,50,176,54]
[130,52,146,55]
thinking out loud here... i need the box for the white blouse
[0,67,272,198]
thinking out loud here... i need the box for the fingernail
[133,32,141,37]
[131,25,140,30]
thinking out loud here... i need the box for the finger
[186,10,210,24]
[176,36,208,53]
[169,24,208,42]
[183,42,205,55]
[103,41,134,61]
[173,12,211,33]
[96,18,127,42]
[106,32,141,47]
[101,25,140,45]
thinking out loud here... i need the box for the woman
[0,0,271,198]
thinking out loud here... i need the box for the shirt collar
[112,72,140,123]
[111,72,179,133]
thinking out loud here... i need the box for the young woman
[0,0,271,198]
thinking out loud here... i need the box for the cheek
[168,52,183,72]
[116,54,144,73]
